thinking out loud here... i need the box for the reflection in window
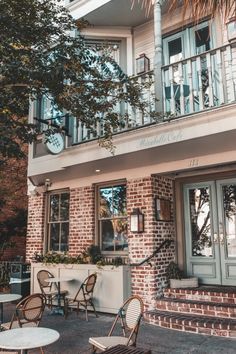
[47,191,70,252]
[188,187,213,257]
[98,184,127,252]
[223,184,236,258]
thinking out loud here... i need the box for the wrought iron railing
[129,239,174,267]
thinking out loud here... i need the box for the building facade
[27,0,236,312]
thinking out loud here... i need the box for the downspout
[154,0,163,113]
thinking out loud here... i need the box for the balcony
[71,43,236,145]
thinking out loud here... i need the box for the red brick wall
[69,186,95,256]
[127,175,175,309]
[26,194,45,261]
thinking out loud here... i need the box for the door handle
[213,233,219,243]
[219,233,225,245]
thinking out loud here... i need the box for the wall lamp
[130,208,144,233]
[136,53,150,75]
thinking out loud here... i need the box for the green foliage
[33,245,124,267]
[165,261,183,280]
[0,0,155,163]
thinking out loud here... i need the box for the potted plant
[165,262,198,288]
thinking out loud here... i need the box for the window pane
[223,184,236,258]
[100,187,113,218]
[101,220,115,251]
[50,223,60,251]
[60,193,69,220]
[61,223,69,252]
[188,187,213,257]
[113,219,128,251]
[168,38,182,63]
[195,26,210,54]
[50,195,59,221]
[113,185,126,216]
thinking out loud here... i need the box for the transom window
[98,183,128,253]
[46,191,70,252]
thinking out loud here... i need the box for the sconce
[136,53,150,75]
[130,208,144,233]
[227,19,236,42]
[44,178,52,191]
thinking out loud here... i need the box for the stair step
[164,286,236,304]
[156,297,236,318]
[146,309,236,338]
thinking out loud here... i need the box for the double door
[184,179,236,285]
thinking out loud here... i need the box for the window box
[31,263,131,314]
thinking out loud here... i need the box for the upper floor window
[97,183,128,253]
[46,191,70,252]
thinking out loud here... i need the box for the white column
[154,0,163,112]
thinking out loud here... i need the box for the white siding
[133,20,154,74]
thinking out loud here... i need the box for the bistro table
[0,293,22,323]
[45,276,73,315]
[0,327,60,354]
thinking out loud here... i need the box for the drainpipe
[154,0,163,113]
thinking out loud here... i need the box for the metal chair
[89,295,144,353]
[65,273,98,321]
[1,293,46,330]
[37,269,67,310]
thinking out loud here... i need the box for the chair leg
[90,300,98,318]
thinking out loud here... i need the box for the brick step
[164,286,236,304]
[156,297,236,318]
[146,309,236,338]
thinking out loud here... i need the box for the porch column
[154,0,163,112]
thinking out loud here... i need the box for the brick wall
[69,186,95,256]
[127,175,175,310]
[26,194,45,261]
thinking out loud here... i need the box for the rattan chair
[89,295,144,353]
[1,293,46,330]
[65,273,98,321]
[37,270,67,309]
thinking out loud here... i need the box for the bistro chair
[1,293,46,330]
[65,273,98,321]
[89,295,144,353]
[37,269,67,309]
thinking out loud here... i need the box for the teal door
[184,179,236,285]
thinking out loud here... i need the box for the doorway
[184,178,236,285]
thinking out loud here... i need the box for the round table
[0,327,60,353]
[0,293,22,323]
[45,277,73,315]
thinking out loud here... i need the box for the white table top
[0,327,60,350]
[0,293,22,303]
[45,276,73,283]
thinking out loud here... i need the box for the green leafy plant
[165,261,183,280]
[33,246,125,267]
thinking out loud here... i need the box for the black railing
[130,239,174,267]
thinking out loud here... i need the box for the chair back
[14,293,46,327]
[109,295,144,346]
[37,269,55,293]
[84,273,97,295]
[74,273,97,300]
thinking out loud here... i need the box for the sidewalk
[3,303,236,353]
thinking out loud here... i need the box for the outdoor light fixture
[130,208,144,233]
[136,53,150,75]
[227,19,236,42]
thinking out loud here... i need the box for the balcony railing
[162,43,236,116]
[72,43,236,145]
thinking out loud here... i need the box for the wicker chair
[89,295,144,353]
[1,293,46,330]
[37,270,67,310]
[65,273,98,321]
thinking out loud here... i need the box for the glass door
[184,179,236,285]
[184,182,221,284]
[217,179,236,285]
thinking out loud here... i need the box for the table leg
[0,303,3,324]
